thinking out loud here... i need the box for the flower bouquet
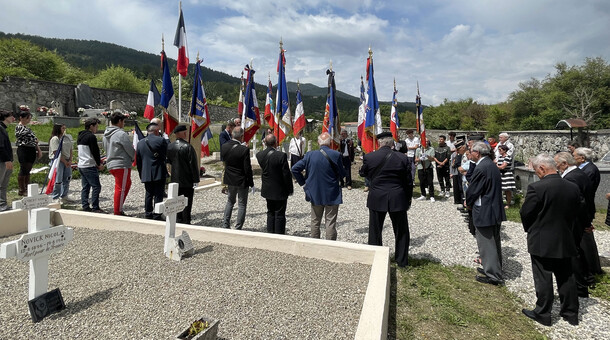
[47,108,58,116]
[36,106,48,114]
[19,105,30,112]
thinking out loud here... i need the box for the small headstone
[50,101,64,116]
[109,100,124,111]
[75,83,94,109]
[154,183,191,261]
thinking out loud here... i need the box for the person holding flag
[103,111,135,216]
[241,64,260,144]
[189,58,211,139]
[48,123,73,202]
[143,79,160,121]
[322,65,340,149]
[275,40,291,145]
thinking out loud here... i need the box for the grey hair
[574,147,595,161]
[471,142,491,156]
[499,132,509,138]
[531,153,556,170]
[378,136,394,148]
[232,126,244,140]
[318,132,331,147]
[554,151,576,166]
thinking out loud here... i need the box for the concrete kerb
[0,203,61,238]
[50,209,390,340]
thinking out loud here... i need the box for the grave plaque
[28,288,65,323]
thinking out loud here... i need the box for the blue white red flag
[201,128,213,157]
[160,50,178,136]
[390,81,400,141]
[241,65,260,143]
[362,53,381,153]
[322,69,340,149]
[416,83,426,149]
[173,8,189,77]
[293,85,306,136]
[264,79,274,129]
[144,79,160,120]
[132,122,145,167]
[275,48,291,144]
[44,136,64,195]
[189,59,210,138]
[357,76,366,142]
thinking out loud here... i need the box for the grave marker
[12,184,52,230]
[0,208,74,322]
[154,183,193,261]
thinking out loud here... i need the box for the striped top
[497,155,516,190]
[15,123,38,147]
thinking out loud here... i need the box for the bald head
[264,134,277,147]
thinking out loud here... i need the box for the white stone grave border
[4,209,390,340]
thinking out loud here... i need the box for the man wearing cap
[103,111,135,216]
[221,126,254,230]
[167,125,200,224]
[360,132,413,267]
[136,123,168,220]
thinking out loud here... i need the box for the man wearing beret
[359,132,413,267]
[136,123,168,220]
[167,125,200,224]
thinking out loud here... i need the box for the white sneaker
[416,196,426,201]
[430,197,435,202]
[440,191,445,196]
[445,191,451,198]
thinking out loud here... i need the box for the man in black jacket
[339,129,355,190]
[221,126,253,230]
[256,134,293,234]
[77,117,104,213]
[520,154,581,326]
[359,132,413,267]
[137,123,168,220]
[167,125,199,224]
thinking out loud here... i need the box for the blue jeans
[223,186,249,229]
[52,162,71,199]
[79,167,101,210]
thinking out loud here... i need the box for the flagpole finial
[329,59,333,71]
[196,51,200,62]
[297,79,300,89]
[250,58,253,69]
[162,34,165,50]
[368,46,373,58]
[279,37,283,51]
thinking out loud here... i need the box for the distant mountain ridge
[0,31,417,119]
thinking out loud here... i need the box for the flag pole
[329,59,334,148]
[369,47,376,152]
[178,1,183,123]
[276,38,283,147]
[188,51,200,144]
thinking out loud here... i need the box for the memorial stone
[75,83,94,109]
[154,183,193,261]
[109,100,124,111]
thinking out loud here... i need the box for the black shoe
[82,207,92,212]
[475,275,504,286]
[477,267,485,275]
[562,316,579,326]
[91,208,105,214]
[522,309,551,326]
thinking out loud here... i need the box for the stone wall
[0,76,236,122]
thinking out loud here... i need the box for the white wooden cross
[154,183,193,260]
[12,184,52,231]
[0,208,74,300]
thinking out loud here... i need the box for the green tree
[87,65,148,93]
[0,38,73,81]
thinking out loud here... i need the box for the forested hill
[0,32,417,120]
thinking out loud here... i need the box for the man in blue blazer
[466,141,506,285]
[292,132,345,240]
[136,123,168,220]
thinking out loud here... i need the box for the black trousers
[177,186,194,224]
[530,255,578,322]
[418,168,434,197]
[368,209,410,267]
[266,199,287,234]
[144,180,165,218]
[340,156,352,187]
[452,174,463,204]
[290,154,303,168]
[436,166,451,191]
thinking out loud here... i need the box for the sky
[1,0,610,105]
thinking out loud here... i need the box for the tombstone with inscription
[50,100,65,117]
[109,100,125,111]
[1,186,74,322]
[155,183,194,261]
[75,83,94,110]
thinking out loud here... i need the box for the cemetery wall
[0,76,236,122]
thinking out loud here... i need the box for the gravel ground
[2,158,609,339]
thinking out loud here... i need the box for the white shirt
[494,140,514,159]
[446,139,455,152]
[405,136,420,157]
[289,136,306,156]
[561,165,577,178]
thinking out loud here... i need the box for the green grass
[389,258,547,340]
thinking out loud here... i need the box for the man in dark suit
[573,147,603,275]
[219,119,236,153]
[136,123,168,220]
[520,154,581,326]
[555,152,594,297]
[292,132,345,240]
[167,125,200,224]
[256,134,293,234]
[466,141,506,285]
[359,132,413,267]
[221,126,253,230]
[339,129,355,190]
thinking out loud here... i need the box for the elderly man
[167,125,200,224]
[520,154,581,326]
[466,142,506,285]
[359,132,413,267]
[554,152,594,297]
[256,134,293,234]
[136,123,168,220]
[292,132,345,240]
[494,132,514,160]
[221,126,254,230]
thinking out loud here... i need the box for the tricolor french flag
[44,136,64,195]
[390,81,399,142]
[357,76,366,142]
[201,128,213,157]
[264,79,274,129]
[144,79,160,120]
[132,122,145,167]
[293,86,306,137]
[173,8,189,77]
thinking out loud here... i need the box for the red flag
[164,112,179,136]
[173,8,189,77]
